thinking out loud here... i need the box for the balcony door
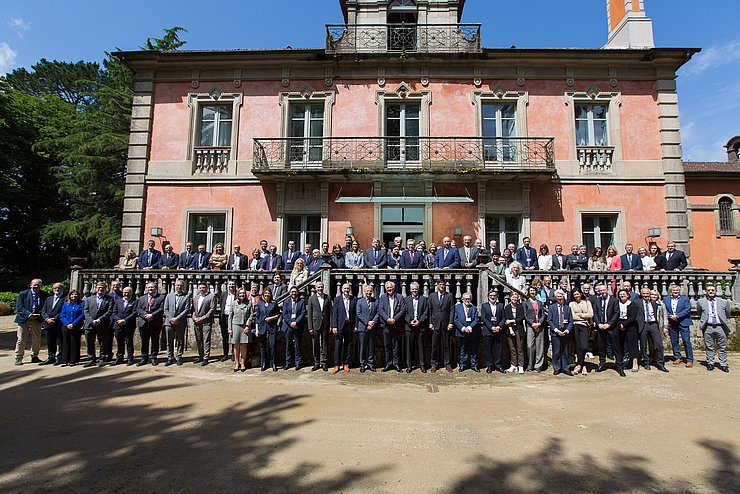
[482,103,516,164]
[382,206,424,246]
[386,103,420,167]
[289,104,324,167]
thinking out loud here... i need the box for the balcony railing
[577,146,614,172]
[252,136,555,173]
[193,146,230,174]
[326,23,482,54]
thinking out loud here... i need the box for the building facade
[117,0,700,264]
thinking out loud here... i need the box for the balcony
[252,136,555,176]
[193,146,230,174]
[577,146,614,172]
[326,23,482,54]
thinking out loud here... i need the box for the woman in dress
[588,247,607,271]
[330,243,346,269]
[209,242,228,270]
[504,292,526,373]
[606,245,621,271]
[59,290,85,366]
[569,288,594,375]
[289,258,309,289]
[228,288,254,371]
[344,240,364,269]
[618,288,640,372]
[255,288,281,371]
[537,244,553,271]
[118,249,138,270]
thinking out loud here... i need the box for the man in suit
[664,284,693,367]
[111,286,138,365]
[341,235,353,255]
[306,249,325,274]
[459,235,480,269]
[551,244,566,271]
[14,278,48,365]
[697,284,732,372]
[364,238,388,269]
[454,292,480,372]
[429,280,455,372]
[657,241,688,271]
[258,245,284,271]
[282,287,306,370]
[548,290,574,376]
[307,281,332,371]
[137,239,162,270]
[565,244,588,270]
[258,239,270,259]
[160,243,180,269]
[523,287,547,372]
[40,282,65,365]
[378,281,406,372]
[268,273,287,307]
[620,243,643,271]
[83,281,114,367]
[593,283,625,376]
[355,283,380,372]
[515,236,538,270]
[636,287,669,372]
[435,236,461,269]
[404,282,430,373]
[218,280,238,362]
[400,239,423,269]
[179,241,196,270]
[193,244,211,271]
[106,280,123,362]
[330,282,356,373]
[135,282,165,366]
[164,278,192,366]
[282,240,301,271]
[191,281,216,366]
[227,245,247,271]
[300,243,313,263]
[481,289,505,373]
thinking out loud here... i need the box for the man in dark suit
[14,278,48,365]
[282,240,301,271]
[480,289,505,373]
[355,283,380,372]
[636,287,669,372]
[404,282,429,373]
[281,287,306,370]
[400,239,423,269]
[656,241,688,271]
[565,244,588,270]
[593,283,625,376]
[454,292,480,372]
[138,239,162,270]
[160,243,180,269]
[330,282,356,373]
[548,290,574,376]
[523,287,547,372]
[192,281,217,366]
[218,280,238,362]
[268,273,287,307]
[378,280,406,372]
[106,280,123,361]
[459,235,480,269]
[664,284,693,367]
[164,278,192,366]
[227,245,247,270]
[306,249,325,274]
[193,244,211,271]
[135,282,165,366]
[515,236,538,270]
[434,236,461,269]
[179,241,196,269]
[364,238,388,269]
[40,282,65,365]
[551,244,566,271]
[258,245,284,271]
[307,281,332,371]
[620,243,643,271]
[83,281,114,367]
[429,280,455,372]
[111,286,138,365]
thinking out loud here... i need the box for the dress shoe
[272,365,278,372]
[718,365,729,373]
[458,366,465,372]
[201,359,209,366]
[672,359,684,365]
[53,360,62,366]
[295,365,302,371]
[617,368,626,377]
[151,358,159,366]
[39,359,54,366]
[368,366,376,372]
[430,365,437,373]
[233,367,239,373]
[685,362,694,368]
[486,367,493,374]
[496,367,505,374]
[707,364,715,371]
[406,368,412,373]
[283,364,292,370]
[382,366,392,372]
[97,360,105,367]
[31,356,42,363]
[420,367,427,374]
[127,359,134,366]
[344,365,351,373]
[446,366,453,373]
[394,366,402,373]
[193,357,202,364]
[332,366,340,374]
[553,370,560,376]
[642,364,651,370]
[83,361,95,368]
[311,364,320,372]
[323,364,328,371]
[113,358,123,366]
[219,356,229,362]
[596,365,607,372]
[176,359,183,366]
[472,368,481,373]
[165,359,174,367]
[360,366,366,373]
[261,364,267,372]
[656,365,669,373]
[562,370,573,376]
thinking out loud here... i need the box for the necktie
[374,250,378,261]
[269,257,273,270]
[464,305,469,317]
[439,293,442,304]
[148,295,153,311]
[148,251,152,265]
[644,301,649,322]
[667,252,672,261]
[410,251,414,263]
[710,300,717,324]
[559,306,563,327]
[367,298,371,310]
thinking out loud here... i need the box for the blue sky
[0,0,737,162]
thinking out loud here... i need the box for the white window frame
[581,214,618,250]
[186,89,243,163]
[279,84,335,168]
[565,87,622,162]
[288,103,325,166]
[184,209,232,253]
[485,215,522,249]
[284,215,322,250]
[574,207,626,250]
[376,83,431,169]
[385,102,421,166]
[472,88,528,167]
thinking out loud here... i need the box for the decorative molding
[516,67,525,87]
[420,67,429,87]
[324,67,333,87]
[609,67,618,87]
[564,89,623,163]
[282,67,290,87]
[473,67,482,87]
[566,67,575,87]
[233,68,242,88]
[377,67,386,87]
[471,87,529,138]
[185,90,244,169]
[191,69,200,89]
[375,83,432,138]
[278,86,336,140]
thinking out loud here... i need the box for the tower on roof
[605,0,654,48]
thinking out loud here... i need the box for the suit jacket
[193,252,212,271]
[281,296,306,332]
[619,253,643,271]
[404,295,429,332]
[111,297,138,331]
[331,295,357,331]
[399,249,423,269]
[60,301,85,330]
[160,252,180,269]
[163,292,192,327]
[14,289,49,324]
[503,303,525,333]
[355,296,379,332]
[364,248,388,269]
[565,253,587,271]
[459,246,480,267]
[83,294,114,330]
[635,299,660,333]
[307,292,332,331]
[429,291,455,330]
[256,300,281,335]
[41,293,65,330]
[192,292,217,324]
[663,295,692,329]
[137,248,162,269]
[480,301,504,337]
[619,301,639,332]
[227,253,248,270]
[435,247,461,269]
[696,296,732,331]
[592,295,619,329]
[268,283,287,305]
[547,303,574,335]
[258,254,284,271]
[551,254,566,270]
[453,303,479,337]
[306,257,324,274]
[387,255,402,269]
[179,250,196,269]
[523,298,547,328]
[344,251,365,268]
[282,250,301,271]
[219,290,238,316]
[378,292,406,330]
[657,250,688,271]
[515,246,538,269]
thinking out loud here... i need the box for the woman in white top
[288,258,309,290]
[505,261,527,294]
[638,246,656,271]
[537,244,553,270]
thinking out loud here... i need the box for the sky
[0,0,737,162]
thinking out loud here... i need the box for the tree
[142,26,188,51]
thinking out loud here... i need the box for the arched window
[718,196,734,233]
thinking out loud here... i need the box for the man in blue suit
[282,240,301,271]
[480,289,505,373]
[619,243,643,271]
[404,282,430,373]
[160,243,180,269]
[364,238,387,269]
[14,278,48,365]
[664,284,693,366]
[193,244,211,271]
[355,283,380,372]
[306,249,325,274]
[453,292,480,372]
[548,290,574,375]
[258,245,284,271]
[434,237,461,269]
[331,282,357,373]
[378,281,406,371]
[179,241,196,269]
[400,239,423,269]
[281,287,306,370]
[138,239,162,269]
[514,237,538,270]
[40,282,65,366]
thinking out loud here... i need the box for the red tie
[148,295,153,311]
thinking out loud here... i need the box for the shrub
[0,292,17,312]
[0,302,12,316]
[41,280,70,294]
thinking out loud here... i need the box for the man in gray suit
[697,284,732,372]
[164,278,192,366]
[459,235,479,268]
[192,281,217,366]
[636,287,669,373]
[307,281,332,371]
[83,281,114,367]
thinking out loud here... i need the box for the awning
[334,186,474,203]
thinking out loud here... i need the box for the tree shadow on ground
[0,367,386,493]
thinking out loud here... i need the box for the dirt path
[0,316,738,493]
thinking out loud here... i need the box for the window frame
[485,215,522,250]
[472,88,528,167]
[565,87,622,164]
[279,85,336,168]
[376,83,431,168]
[581,213,618,251]
[284,214,322,250]
[184,209,232,253]
[186,90,243,166]
[713,194,740,237]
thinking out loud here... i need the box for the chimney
[605,0,654,49]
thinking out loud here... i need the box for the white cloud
[7,17,30,39]
[683,39,740,78]
[0,42,17,74]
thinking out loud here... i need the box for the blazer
[434,247,461,269]
[137,248,162,269]
[635,299,661,333]
[329,254,346,269]
[355,296,379,332]
[663,295,692,329]
[399,249,423,269]
[618,301,639,332]
[378,292,406,330]
[696,296,732,331]
[282,250,301,271]
[15,289,49,324]
[41,293,65,330]
[258,254,284,271]
[551,254,566,270]
[503,303,526,334]
[193,251,212,271]
[523,298,547,328]
[112,297,138,331]
[281,296,306,332]
[163,292,192,327]
[228,301,254,328]
[453,303,479,337]
[619,253,643,271]
[565,253,587,271]
[386,255,402,269]
[219,290,238,316]
[480,301,505,337]
[331,295,357,331]
[429,291,455,330]
[404,295,430,332]
[364,248,387,269]
[656,250,688,271]
[255,300,280,336]
[459,246,480,267]
[306,292,332,331]
[160,252,180,269]
[344,251,365,269]
[179,250,196,269]
[192,292,217,324]
[60,301,85,330]
[227,253,248,270]
[268,283,287,304]
[592,295,619,329]
[83,294,114,330]
[306,257,325,274]
[515,246,538,269]
[547,303,574,336]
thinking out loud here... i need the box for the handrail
[486,268,528,299]
[274,269,325,305]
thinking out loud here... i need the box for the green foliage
[0,292,17,312]
[40,280,70,293]
[142,27,188,51]
[0,302,12,316]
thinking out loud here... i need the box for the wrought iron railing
[326,23,482,54]
[253,136,555,173]
[577,146,614,172]
[193,146,230,174]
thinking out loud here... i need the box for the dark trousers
[107,326,115,359]
[574,324,590,367]
[218,314,231,357]
[598,328,623,369]
[139,322,161,360]
[259,332,277,368]
[334,327,352,366]
[359,331,375,367]
[484,332,503,370]
[46,323,63,360]
[620,327,639,361]
[551,333,570,373]
[383,326,400,367]
[458,331,480,369]
[430,327,452,368]
[640,322,665,366]
[404,328,425,370]
[61,327,82,364]
[115,327,135,360]
[284,327,303,366]
[312,326,329,365]
[507,330,525,368]
[85,326,110,361]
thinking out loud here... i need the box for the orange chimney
[605,0,654,48]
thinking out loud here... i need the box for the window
[482,103,517,162]
[386,103,420,165]
[382,206,424,246]
[289,104,324,165]
[719,196,735,233]
[486,216,520,249]
[199,105,233,147]
[575,104,608,147]
[582,214,617,252]
[285,215,321,250]
[189,213,226,251]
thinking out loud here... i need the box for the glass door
[386,103,420,168]
[382,206,424,246]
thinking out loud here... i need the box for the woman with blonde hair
[118,249,138,270]
[228,288,254,371]
[209,242,228,270]
[289,257,309,289]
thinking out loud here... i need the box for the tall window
[482,103,516,162]
[719,196,735,233]
[199,105,232,147]
[381,206,424,246]
[189,213,226,251]
[386,103,420,165]
[582,214,617,252]
[486,216,520,249]
[289,104,324,165]
[575,104,608,147]
[285,215,321,250]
